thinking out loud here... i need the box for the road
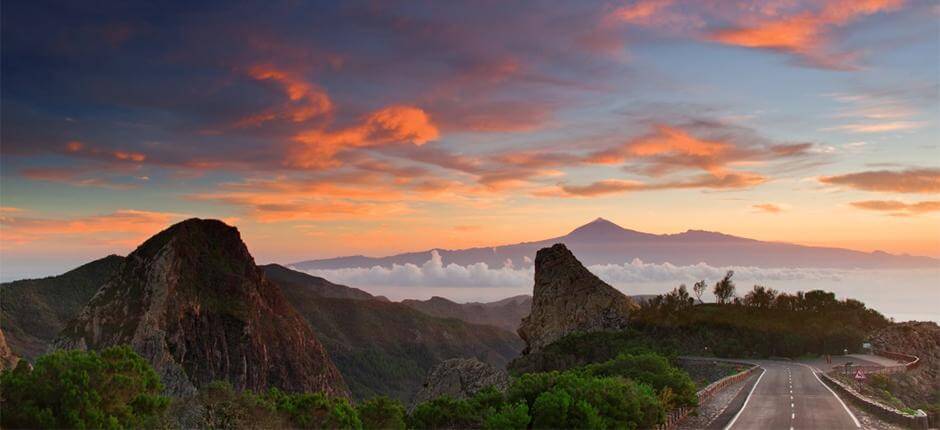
[725,360,861,430]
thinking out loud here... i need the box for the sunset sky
[1,0,938,280]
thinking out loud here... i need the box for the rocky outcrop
[0,328,19,371]
[411,358,510,406]
[517,243,635,354]
[53,218,349,398]
[870,321,940,416]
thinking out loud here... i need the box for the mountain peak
[564,217,656,242]
[567,217,625,235]
[55,217,349,397]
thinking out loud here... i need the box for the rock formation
[517,243,635,354]
[53,218,348,398]
[0,328,20,371]
[411,358,510,407]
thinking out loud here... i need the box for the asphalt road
[725,360,860,430]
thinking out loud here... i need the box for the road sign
[854,369,866,380]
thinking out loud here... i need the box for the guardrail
[658,358,760,430]
[819,372,928,430]
[873,349,920,370]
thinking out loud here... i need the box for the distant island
[293,218,938,271]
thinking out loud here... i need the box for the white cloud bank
[296,250,849,288]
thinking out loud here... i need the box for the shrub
[484,401,530,430]
[408,396,478,429]
[507,370,664,429]
[0,346,169,429]
[263,388,362,429]
[583,352,697,409]
[357,396,406,430]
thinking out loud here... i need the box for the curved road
[725,360,860,430]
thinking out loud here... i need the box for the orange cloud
[708,0,905,69]
[241,65,333,126]
[291,105,439,168]
[610,0,703,30]
[753,203,783,213]
[586,124,769,176]
[561,179,646,196]
[556,172,766,197]
[0,210,183,247]
[851,200,940,216]
[63,140,147,163]
[819,168,940,194]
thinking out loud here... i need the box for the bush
[195,380,283,428]
[0,346,170,429]
[357,396,406,430]
[408,396,479,429]
[484,401,530,430]
[264,388,362,429]
[583,352,697,409]
[507,370,664,429]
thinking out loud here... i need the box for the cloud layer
[298,250,849,288]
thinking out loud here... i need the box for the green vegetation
[635,276,889,358]
[406,348,694,429]
[0,346,169,429]
[0,344,682,429]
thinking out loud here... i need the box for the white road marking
[724,367,766,430]
[798,364,862,429]
[792,413,795,419]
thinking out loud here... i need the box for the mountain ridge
[292,218,938,270]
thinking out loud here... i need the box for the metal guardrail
[873,349,920,370]
[658,359,760,430]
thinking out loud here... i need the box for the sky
[1,0,938,280]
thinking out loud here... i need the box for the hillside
[0,255,124,359]
[269,266,524,401]
[401,295,532,332]
[293,218,938,270]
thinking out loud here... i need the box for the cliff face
[517,244,635,354]
[0,328,19,371]
[53,219,348,398]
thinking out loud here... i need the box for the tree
[743,285,778,308]
[357,396,406,430]
[692,280,707,303]
[713,270,736,304]
[484,401,530,430]
[1,346,169,429]
[264,388,362,429]
[408,396,478,429]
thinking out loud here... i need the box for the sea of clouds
[296,250,847,288]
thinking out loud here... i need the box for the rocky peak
[411,358,510,407]
[54,218,349,397]
[517,244,635,354]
